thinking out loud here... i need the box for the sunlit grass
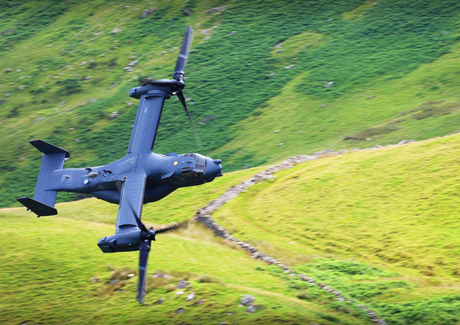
[0,209,370,325]
[213,135,460,301]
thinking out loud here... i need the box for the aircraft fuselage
[45,151,222,204]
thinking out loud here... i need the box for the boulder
[177,279,190,289]
[207,5,228,14]
[186,292,195,301]
[241,294,255,306]
[140,8,157,19]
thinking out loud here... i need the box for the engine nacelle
[97,228,141,253]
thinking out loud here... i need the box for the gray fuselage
[46,151,222,204]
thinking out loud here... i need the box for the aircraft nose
[205,158,222,182]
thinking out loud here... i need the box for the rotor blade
[173,26,194,81]
[155,221,187,234]
[137,240,151,304]
[176,90,202,149]
[115,180,148,233]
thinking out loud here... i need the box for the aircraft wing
[127,94,166,154]
[115,173,147,232]
[127,27,194,155]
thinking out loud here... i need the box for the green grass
[2,2,460,322]
[213,40,460,169]
[0,165,372,324]
[0,166,370,323]
[212,134,460,324]
[2,121,460,325]
[3,0,460,206]
[214,135,460,278]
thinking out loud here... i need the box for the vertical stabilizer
[17,140,69,216]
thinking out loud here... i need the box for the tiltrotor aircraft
[17,26,222,303]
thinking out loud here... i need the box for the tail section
[17,139,69,217]
[17,197,57,217]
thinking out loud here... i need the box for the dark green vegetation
[267,258,460,325]
[1,1,460,324]
[2,0,460,206]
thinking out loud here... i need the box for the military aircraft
[17,26,222,304]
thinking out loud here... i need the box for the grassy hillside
[0,167,372,325]
[2,1,460,324]
[215,42,460,168]
[2,0,460,207]
[0,214,374,325]
[2,134,460,324]
[212,134,460,324]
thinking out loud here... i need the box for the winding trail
[190,142,423,325]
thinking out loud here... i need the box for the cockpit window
[195,156,206,175]
[170,154,207,186]
[181,166,196,180]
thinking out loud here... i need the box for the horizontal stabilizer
[30,139,70,158]
[17,197,57,217]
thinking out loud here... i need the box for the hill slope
[0,167,372,325]
[1,134,460,324]
[211,134,460,325]
[2,0,460,206]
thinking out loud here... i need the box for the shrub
[197,274,221,283]
[59,78,82,95]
